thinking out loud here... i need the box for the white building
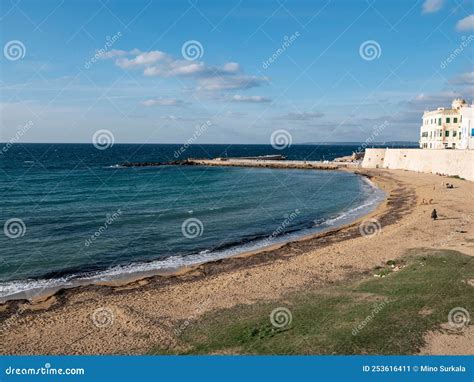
[420,98,474,149]
[459,104,474,150]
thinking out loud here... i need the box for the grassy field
[150,249,473,355]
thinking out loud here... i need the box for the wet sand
[0,168,473,355]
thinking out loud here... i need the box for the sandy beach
[0,167,473,355]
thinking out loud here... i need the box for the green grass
[150,249,473,355]
[448,175,466,180]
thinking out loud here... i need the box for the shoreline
[0,167,392,309]
[1,167,473,355]
[0,166,382,304]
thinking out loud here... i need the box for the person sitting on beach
[431,209,437,220]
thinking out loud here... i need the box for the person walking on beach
[431,209,437,220]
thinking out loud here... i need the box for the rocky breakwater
[120,160,199,167]
[120,157,347,170]
[182,158,342,170]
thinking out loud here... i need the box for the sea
[0,143,388,301]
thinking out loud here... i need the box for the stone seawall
[120,158,355,170]
[362,148,474,181]
[188,158,344,170]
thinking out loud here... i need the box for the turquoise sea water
[0,144,384,300]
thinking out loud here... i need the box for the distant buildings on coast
[363,97,474,180]
[420,98,474,150]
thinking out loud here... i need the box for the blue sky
[1,0,473,144]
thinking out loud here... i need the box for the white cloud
[116,51,169,68]
[402,91,463,112]
[197,75,269,91]
[141,98,187,107]
[413,91,459,102]
[222,62,240,73]
[99,49,128,59]
[450,71,474,85]
[107,49,267,91]
[159,115,199,121]
[277,111,324,121]
[142,60,243,78]
[456,14,474,31]
[230,95,271,103]
[143,61,208,77]
[422,0,444,14]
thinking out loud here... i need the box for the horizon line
[0,141,419,146]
